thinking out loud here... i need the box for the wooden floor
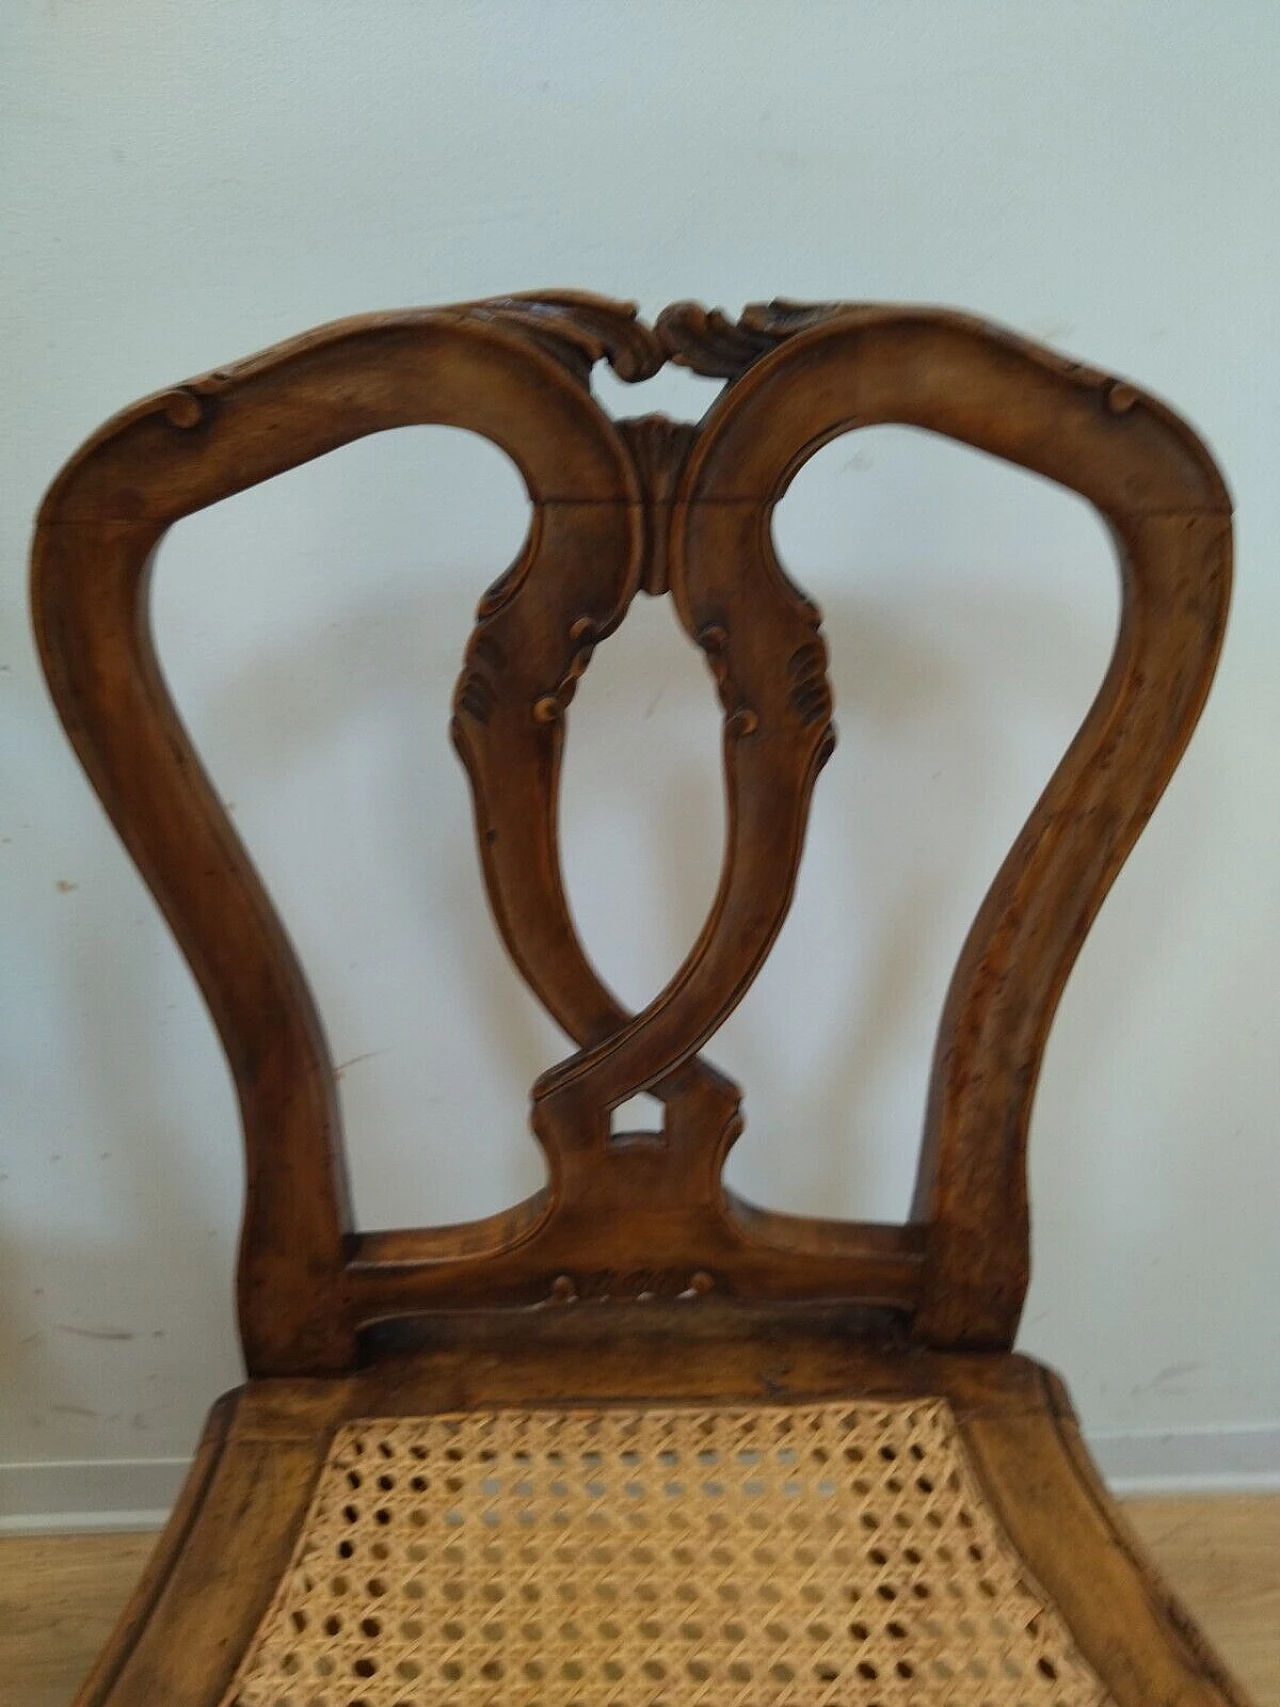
[1,1496,1276,1707]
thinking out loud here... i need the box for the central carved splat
[448,296,838,1303]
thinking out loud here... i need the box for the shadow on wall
[0,873,243,1465]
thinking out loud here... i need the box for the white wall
[2,1,1278,1523]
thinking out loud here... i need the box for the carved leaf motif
[656,298,863,379]
[456,291,665,383]
[615,414,699,595]
[615,414,699,502]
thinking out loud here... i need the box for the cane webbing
[223,1398,1109,1706]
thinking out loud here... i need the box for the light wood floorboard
[1125,1495,1279,1706]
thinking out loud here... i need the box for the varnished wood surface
[32,294,1232,1365]
[1,1496,1272,1707]
[27,296,1244,1703]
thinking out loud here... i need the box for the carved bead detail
[551,1268,717,1304]
[161,389,204,428]
[694,623,761,738]
[1106,381,1139,414]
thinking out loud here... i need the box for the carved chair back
[32,294,1231,1376]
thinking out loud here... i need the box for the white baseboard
[2,1426,1277,1534]
[0,1457,189,1534]
[1088,1423,1280,1496]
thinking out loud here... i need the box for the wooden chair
[32,293,1249,1707]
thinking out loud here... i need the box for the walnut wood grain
[667,305,1231,1345]
[32,294,1231,1352]
[29,292,1247,1707]
[35,300,645,1373]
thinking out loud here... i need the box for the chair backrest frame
[32,293,1231,1374]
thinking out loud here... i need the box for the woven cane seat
[35,295,1249,1707]
[224,1401,1107,1707]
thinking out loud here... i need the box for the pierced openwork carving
[32,291,1231,1374]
